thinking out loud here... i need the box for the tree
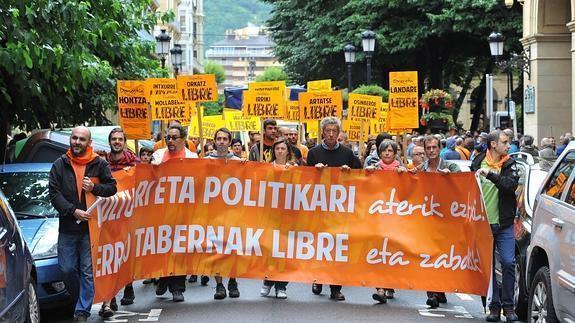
[351,85,389,102]
[204,60,226,84]
[264,0,522,131]
[255,66,289,82]
[0,0,172,158]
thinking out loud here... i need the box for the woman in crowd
[231,138,244,159]
[365,139,406,303]
[260,137,296,299]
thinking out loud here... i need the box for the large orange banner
[88,160,492,303]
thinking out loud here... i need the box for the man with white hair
[306,117,361,301]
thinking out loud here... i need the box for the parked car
[509,152,549,320]
[526,143,575,322]
[0,163,71,308]
[0,188,40,322]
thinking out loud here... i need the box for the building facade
[522,0,574,141]
[206,24,282,89]
[177,0,204,74]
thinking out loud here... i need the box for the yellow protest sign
[150,97,190,123]
[223,110,261,132]
[348,93,382,121]
[177,74,218,103]
[343,120,368,142]
[189,114,225,138]
[117,80,151,140]
[307,79,332,92]
[306,122,319,139]
[145,78,178,101]
[248,80,286,93]
[286,101,300,121]
[370,102,389,135]
[388,71,418,129]
[242,90,286,118]
[298,91,343,121]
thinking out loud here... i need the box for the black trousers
[159,275,186,293]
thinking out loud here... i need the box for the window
[0,172,56,217]
[542,152,575,199]
[180,13,186,33]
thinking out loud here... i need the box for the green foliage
[255,66,289,82]
[204,0,271,50]
[203,60,226,84]
[351,85,389,102]
[264,0,522,90]
[0,0,169,133]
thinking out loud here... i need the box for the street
[43,279,497,322]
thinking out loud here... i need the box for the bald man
[49,126,117,322]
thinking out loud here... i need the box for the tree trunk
[452,63,476,125]
[0,120,9,165]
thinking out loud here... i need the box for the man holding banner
[151,124,198,302]
[306,117,361,301]
[49,126,117,322]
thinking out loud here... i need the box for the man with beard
[49,126,117,322]
[151,124,198,302]
[98,128,140,317]
[205,128,243,299]
[286,128,308,165]
[306,117,361,301]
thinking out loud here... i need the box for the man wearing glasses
[150,124,198,302]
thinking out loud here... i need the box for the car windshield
[0,172,57,217]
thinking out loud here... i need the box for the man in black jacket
[307,117,361,301]
[49,126,117,322]
[471,130,519,322]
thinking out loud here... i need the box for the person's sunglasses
[165,135,181,141]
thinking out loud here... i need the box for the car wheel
[528,266,558,323]
[514,259,528,320]
[24,278,41,323]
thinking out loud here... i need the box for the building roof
[212,35,274,48]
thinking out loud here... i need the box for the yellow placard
[242,90,286,118]
[370,102,389,134]
[306,121,319,139]
[145,78,178,101]
[117,80,151,140]
[248,80,287,93]
[342,120,368,142]
[223,110,261,132]
[348,93,382,121]
[286,101,300,121]
[177,74,218,103]
[150,97,190,123]
[189,114,225,138]
[307,79,332,93]
[388,71,418,129]
[298,91,343,121]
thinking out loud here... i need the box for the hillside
[204,0,271,52]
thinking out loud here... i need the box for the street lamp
[155,29,171,68]
[344,44,356,91]
[488,31,531,134]
[170,44,183,75]
[361,30,376,84]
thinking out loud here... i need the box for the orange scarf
[162,148,186,163]
[66,146,99,200]
[485,149,510,171]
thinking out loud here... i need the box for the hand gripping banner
[87,159,492,302]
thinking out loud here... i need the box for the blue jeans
[490,224,515,309]
[58,232,94,317]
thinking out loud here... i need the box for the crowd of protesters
[46,117,575,322]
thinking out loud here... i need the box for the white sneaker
[276,289,287,299]
[260,284,272,296]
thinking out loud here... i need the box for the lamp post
[488,31,531,134]
[155,29,171,68]
[344,44,356,91]
[170,44,183,76]
[361,30,376,84]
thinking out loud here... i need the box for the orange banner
[389,71,419,129]
[88,160,492,303]
[117,80,151,140]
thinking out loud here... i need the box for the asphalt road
[42,278,504,322]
